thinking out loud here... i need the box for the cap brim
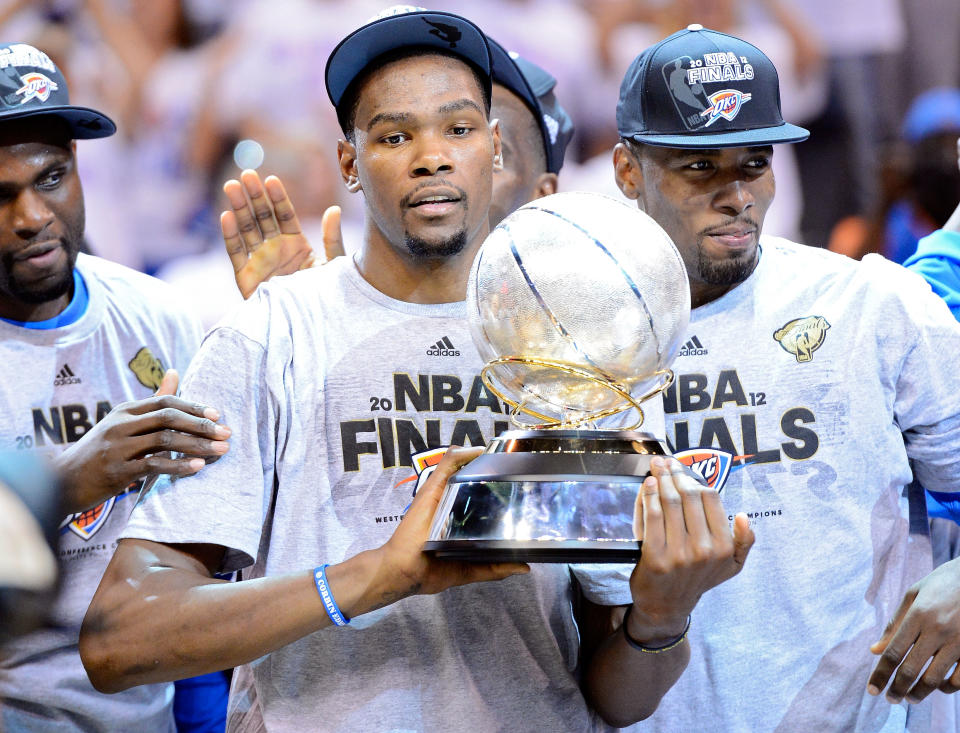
[628,122,809,149]
[0,104,116,139]
[325,11,491,109]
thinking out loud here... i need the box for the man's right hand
[221,169,346,298]
[353,447,528,609]
[53,369,230,512]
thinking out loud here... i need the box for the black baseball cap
[488,38,574,174]
[0,43,115,139]
[617,25,808,148]
[325,7,492,129]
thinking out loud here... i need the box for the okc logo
[61,497,116,540]
[700,89,751,127]
[394,446,450,512]
[673,449,735,492]
[15,72,57,104]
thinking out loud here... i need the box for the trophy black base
[425,429,696,563]
[424,539,641,564]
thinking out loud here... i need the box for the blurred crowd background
[2,0,959,325]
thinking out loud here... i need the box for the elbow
[596,703,659,730]
[79,612,134,694]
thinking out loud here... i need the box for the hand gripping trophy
[426,191,695,562]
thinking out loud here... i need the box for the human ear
[532,172,558,200]
[490,118,503,171]
[337,139,362,193]
[613,142,643,201]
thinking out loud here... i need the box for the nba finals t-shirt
[631,237,960,733]
[0,253,202,732]
[125,256,644,733]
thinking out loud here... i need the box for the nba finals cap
[325,6,492,129]
[617,25,808,148]
[488,38,574,174]
[0,43,115,139]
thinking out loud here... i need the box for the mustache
[400,181,469,209]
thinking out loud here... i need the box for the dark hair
[620,137,647,160]
[337,47,491,141]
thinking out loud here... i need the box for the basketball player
[80,11,753,730]
[0,43,229,732]
[611,26,960,732]
[221,37,575,298]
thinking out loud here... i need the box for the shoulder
[760,235,935,301]
[77,253,201,329]
[202,258,352,351]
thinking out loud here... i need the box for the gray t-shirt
[630,237,960,733]
[0,253,202,732]
[125,258,637,733]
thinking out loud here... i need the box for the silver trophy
[425,191,692,562]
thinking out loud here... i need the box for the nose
[712,179,754,217]
[11,188,54,240]
[410,131,453,177]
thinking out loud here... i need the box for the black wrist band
[621,604,691,653]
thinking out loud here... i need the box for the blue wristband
[313,564,350,626]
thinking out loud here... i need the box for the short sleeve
[570,563,633,606]
[122,324,279,572]
[870,256,960,493]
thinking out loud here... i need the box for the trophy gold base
[424,429,694,563]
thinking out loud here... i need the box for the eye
[449,125,473,136]
[37,169,64,190]
[380,132,407,146]
[684,159,713,172]
[744,156,771,173]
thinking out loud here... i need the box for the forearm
[80,540,403,692]
[582,606,690,726]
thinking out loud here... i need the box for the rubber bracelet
[621,605,689,653]
[313,564,350,626]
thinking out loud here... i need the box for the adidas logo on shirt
[54,363,82,386]
[678,336,708,357]
[426,336,460,357]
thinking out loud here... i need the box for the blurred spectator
[81,0,231,273]
[789,0,906,244]
[828,88,960,263]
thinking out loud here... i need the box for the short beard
[694,220,760,287]
[10,271,74,304]
[403,229,468,259]
[695,245,757,286]
[0,244,76,305]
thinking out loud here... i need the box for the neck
[689,281,737,309]
[356,222,487,304]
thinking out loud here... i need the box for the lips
[703,223,757,248]
[405,186,464,217]
[15,240,61,262]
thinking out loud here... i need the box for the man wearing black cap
[220,36,576,299]
[612,25,960,732]
[81,10,752,731]
[0,42,231,732]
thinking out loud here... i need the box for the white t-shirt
[0,253,202,732]
[125,257,639,732]
[630,237,960,733]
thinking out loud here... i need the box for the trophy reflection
[425,192,694,562]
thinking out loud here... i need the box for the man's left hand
[626,457,754,643]
[868,557,960,703]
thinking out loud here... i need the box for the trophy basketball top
[467,191,691,429]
